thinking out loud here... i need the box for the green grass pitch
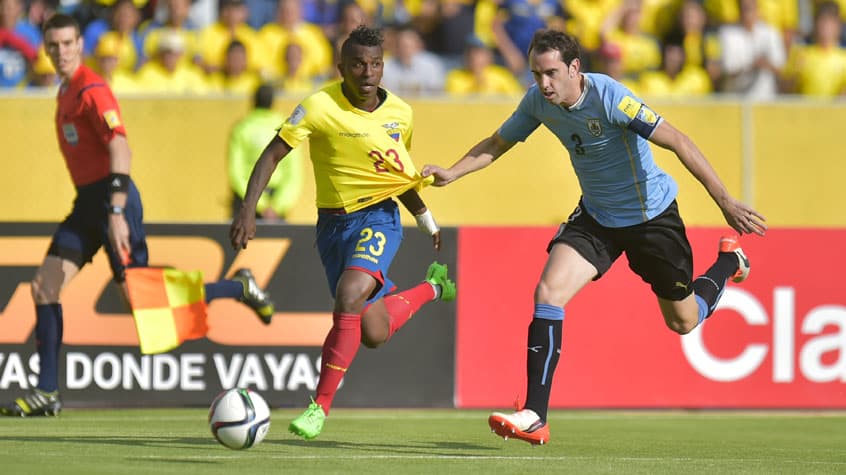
[1,409,845,474]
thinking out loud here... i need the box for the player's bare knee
[665,317,696,335]
[333,293,367,315]
[30,275,59,304]
[360,334,383,349]
[534,280,561,306]
[360,326,386,348]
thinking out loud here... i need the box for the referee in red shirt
[1,14,274,417]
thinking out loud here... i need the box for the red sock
[384,282,436,340]
[315,312,361,415]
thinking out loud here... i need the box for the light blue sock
[695,294,709,326]
[534,303,565,321]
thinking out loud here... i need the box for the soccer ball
[208,388,271,450]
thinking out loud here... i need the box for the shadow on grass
[0,434,496,456]
[274,437,496,455]
[0,434,213,450]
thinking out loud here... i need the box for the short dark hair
[815,0,840,21]
[42,13,80,36]
[341,25,383,58]
[528,29,581,66]
[226,39,246,54]
[254,83,274,109]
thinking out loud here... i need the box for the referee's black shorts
[547,199,694,301]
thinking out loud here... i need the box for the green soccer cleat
[426,261,457,302]
[288,399,326,440]
[0,389,62,417]
[232,268,275,325]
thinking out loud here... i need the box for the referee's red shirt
[55,64,127,187]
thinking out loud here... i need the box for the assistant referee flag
[125,267,208,354]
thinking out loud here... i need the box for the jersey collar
[567,73,590,111]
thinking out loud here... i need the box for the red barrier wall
[455,227,846,408]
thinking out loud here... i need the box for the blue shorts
[316,199,403,304]
[47,178,149,283]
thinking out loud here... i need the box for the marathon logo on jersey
[62,123,79,145]
[587,119,602,137]
[103,109,121,129]
[382,121,401,142]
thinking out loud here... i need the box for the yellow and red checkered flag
[124,267,208,354]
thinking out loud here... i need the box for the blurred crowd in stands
[2,0,845,98]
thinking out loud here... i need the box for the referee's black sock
[524,305,564,423]
[692,252,739,318]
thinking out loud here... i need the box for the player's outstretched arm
[649,120,767,236]
[397,189,441,251]
[421,131,516,186]
[230,136,292,250]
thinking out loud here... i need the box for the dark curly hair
[528,29,581,66]
[341,25,383,58]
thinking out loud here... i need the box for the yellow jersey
[785,44,846,97]
[278,82,430,213]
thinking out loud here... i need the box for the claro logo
[682,287,846,383]
[0,236,331,347]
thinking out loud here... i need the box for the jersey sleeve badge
[287,105,305,125]
[103,109,121,129]
[62,123,79,145]
[636,104,658,125]
[617,96,640,119]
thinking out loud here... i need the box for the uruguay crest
[587,118,602,137]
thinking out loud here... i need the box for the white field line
[110,454,846,465]
[44,410,846,423]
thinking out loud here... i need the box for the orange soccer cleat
[719,235,751,283]
[488,409,550,445]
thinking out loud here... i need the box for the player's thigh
[32,255,81,303]
[539,204,619,306]
[621,201,694,302]
[334,269,380,313]
[538,243,599,307]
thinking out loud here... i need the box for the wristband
[109,173,130,194]
[107,205,124,215]
[414,210,439,236]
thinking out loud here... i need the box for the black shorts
[547,199,694,301]
[47,178,149,283]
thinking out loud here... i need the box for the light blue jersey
[499,73,678,227]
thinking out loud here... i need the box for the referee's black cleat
[232,268,275,325]
[0,389,62,417]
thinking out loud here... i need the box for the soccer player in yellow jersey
[229,25,457,440]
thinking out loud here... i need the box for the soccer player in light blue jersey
[423,29,767,445]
